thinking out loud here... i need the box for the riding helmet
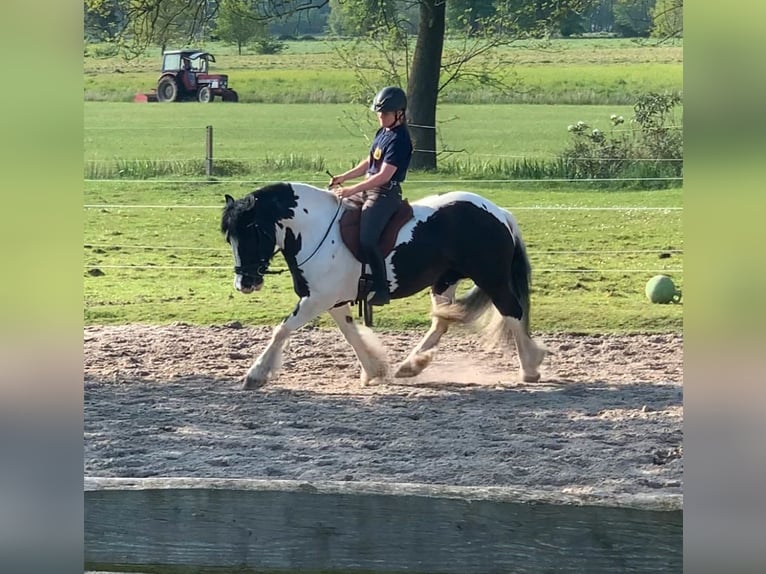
[371,86,407,112]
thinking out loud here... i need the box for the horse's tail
[432,285,493,326]
[506,210,532,335]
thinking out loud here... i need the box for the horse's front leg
[328,305,389,386]
[244,296,327,390]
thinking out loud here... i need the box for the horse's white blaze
[230,237,244,291]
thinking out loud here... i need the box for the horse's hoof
[522,373,541,383]
[242,375,267,390]
[394,363,419,378]
[394,353,431,378]
[394,363,415,378]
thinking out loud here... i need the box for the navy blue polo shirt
[366,125,413,185]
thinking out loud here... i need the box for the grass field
[83,37,683,333]
[84,38,682,105]
[85,101,663,180]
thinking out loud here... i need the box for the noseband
[233,228,285,278]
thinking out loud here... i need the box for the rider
[329,86,413,306]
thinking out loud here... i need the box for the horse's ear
[224,194,235,206]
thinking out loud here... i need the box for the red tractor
[136,49,239,103]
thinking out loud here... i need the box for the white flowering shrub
[560,92,683,188]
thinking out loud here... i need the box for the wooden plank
[85,478,682,574]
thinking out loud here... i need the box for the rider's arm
[332,158,369,186]
[338,162,397,197]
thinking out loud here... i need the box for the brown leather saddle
[339,199,414,263]
[338,199,414,326]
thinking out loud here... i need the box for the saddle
[339,199,414,263]
[338,199,414,326]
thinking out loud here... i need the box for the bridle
[231,190,344,276]
[232,225,281,278]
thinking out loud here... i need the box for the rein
[295,198,343,268]
[234,188,343,276]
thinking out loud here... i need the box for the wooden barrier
[85,477,682,573]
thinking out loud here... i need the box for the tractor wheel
[223,90,238,103]
[198,87,213,103]
[157,77,178,103]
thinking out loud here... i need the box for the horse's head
[221,185,297,294]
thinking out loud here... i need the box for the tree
[328,0,399,36]
[445,0,496,34]
[613,0,655,38]
[651,0,682,39]
[216,0,266,54]
[85,0,214,54]
[84,0,123,41]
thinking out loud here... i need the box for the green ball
[645,275,681,304]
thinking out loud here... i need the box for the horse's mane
[221,183,298,235]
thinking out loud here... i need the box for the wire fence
[84,203,682,276]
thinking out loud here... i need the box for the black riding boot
[366,249,390,306]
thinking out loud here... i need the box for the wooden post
[85,477,682,574]
[205,125,213,176]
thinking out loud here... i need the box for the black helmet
[371,86,407,112]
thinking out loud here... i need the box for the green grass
[84,38,682,105]
[85,102,657,177]
[83,37,683,333]
[84,180,682,333]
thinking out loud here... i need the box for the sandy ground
[84,324,682,496]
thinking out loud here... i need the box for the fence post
[205,125,213,176]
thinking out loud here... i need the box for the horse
[221,182,546,389]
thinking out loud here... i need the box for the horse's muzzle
[235,274,263,293]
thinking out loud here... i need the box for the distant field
[84,38,682,105]
[84,101,648,179]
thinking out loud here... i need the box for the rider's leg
[359,190,401,306]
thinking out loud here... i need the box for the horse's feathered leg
[244,296,330,390]
[328,305,389,386]
[395,284,458,378]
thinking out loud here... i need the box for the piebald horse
[221,182,546,389]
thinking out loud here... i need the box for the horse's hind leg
[474,279,546,383]
[328,304,389,386]
[504,316,547,383]
[394,284,458,378]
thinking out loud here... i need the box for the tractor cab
[162,50,214,74]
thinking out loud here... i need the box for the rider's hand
[334,185,346,198]
[329,175,345,188]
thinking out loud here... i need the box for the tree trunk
[406,0,445,171]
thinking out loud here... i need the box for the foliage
[253,37,288,54]
[216,0,267,55]
[327,0,405,36]
[560,92,682,187]
[445,0,496,34]
[84,0,123,41]
[651,0,683,39]
[613,0,656,38]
